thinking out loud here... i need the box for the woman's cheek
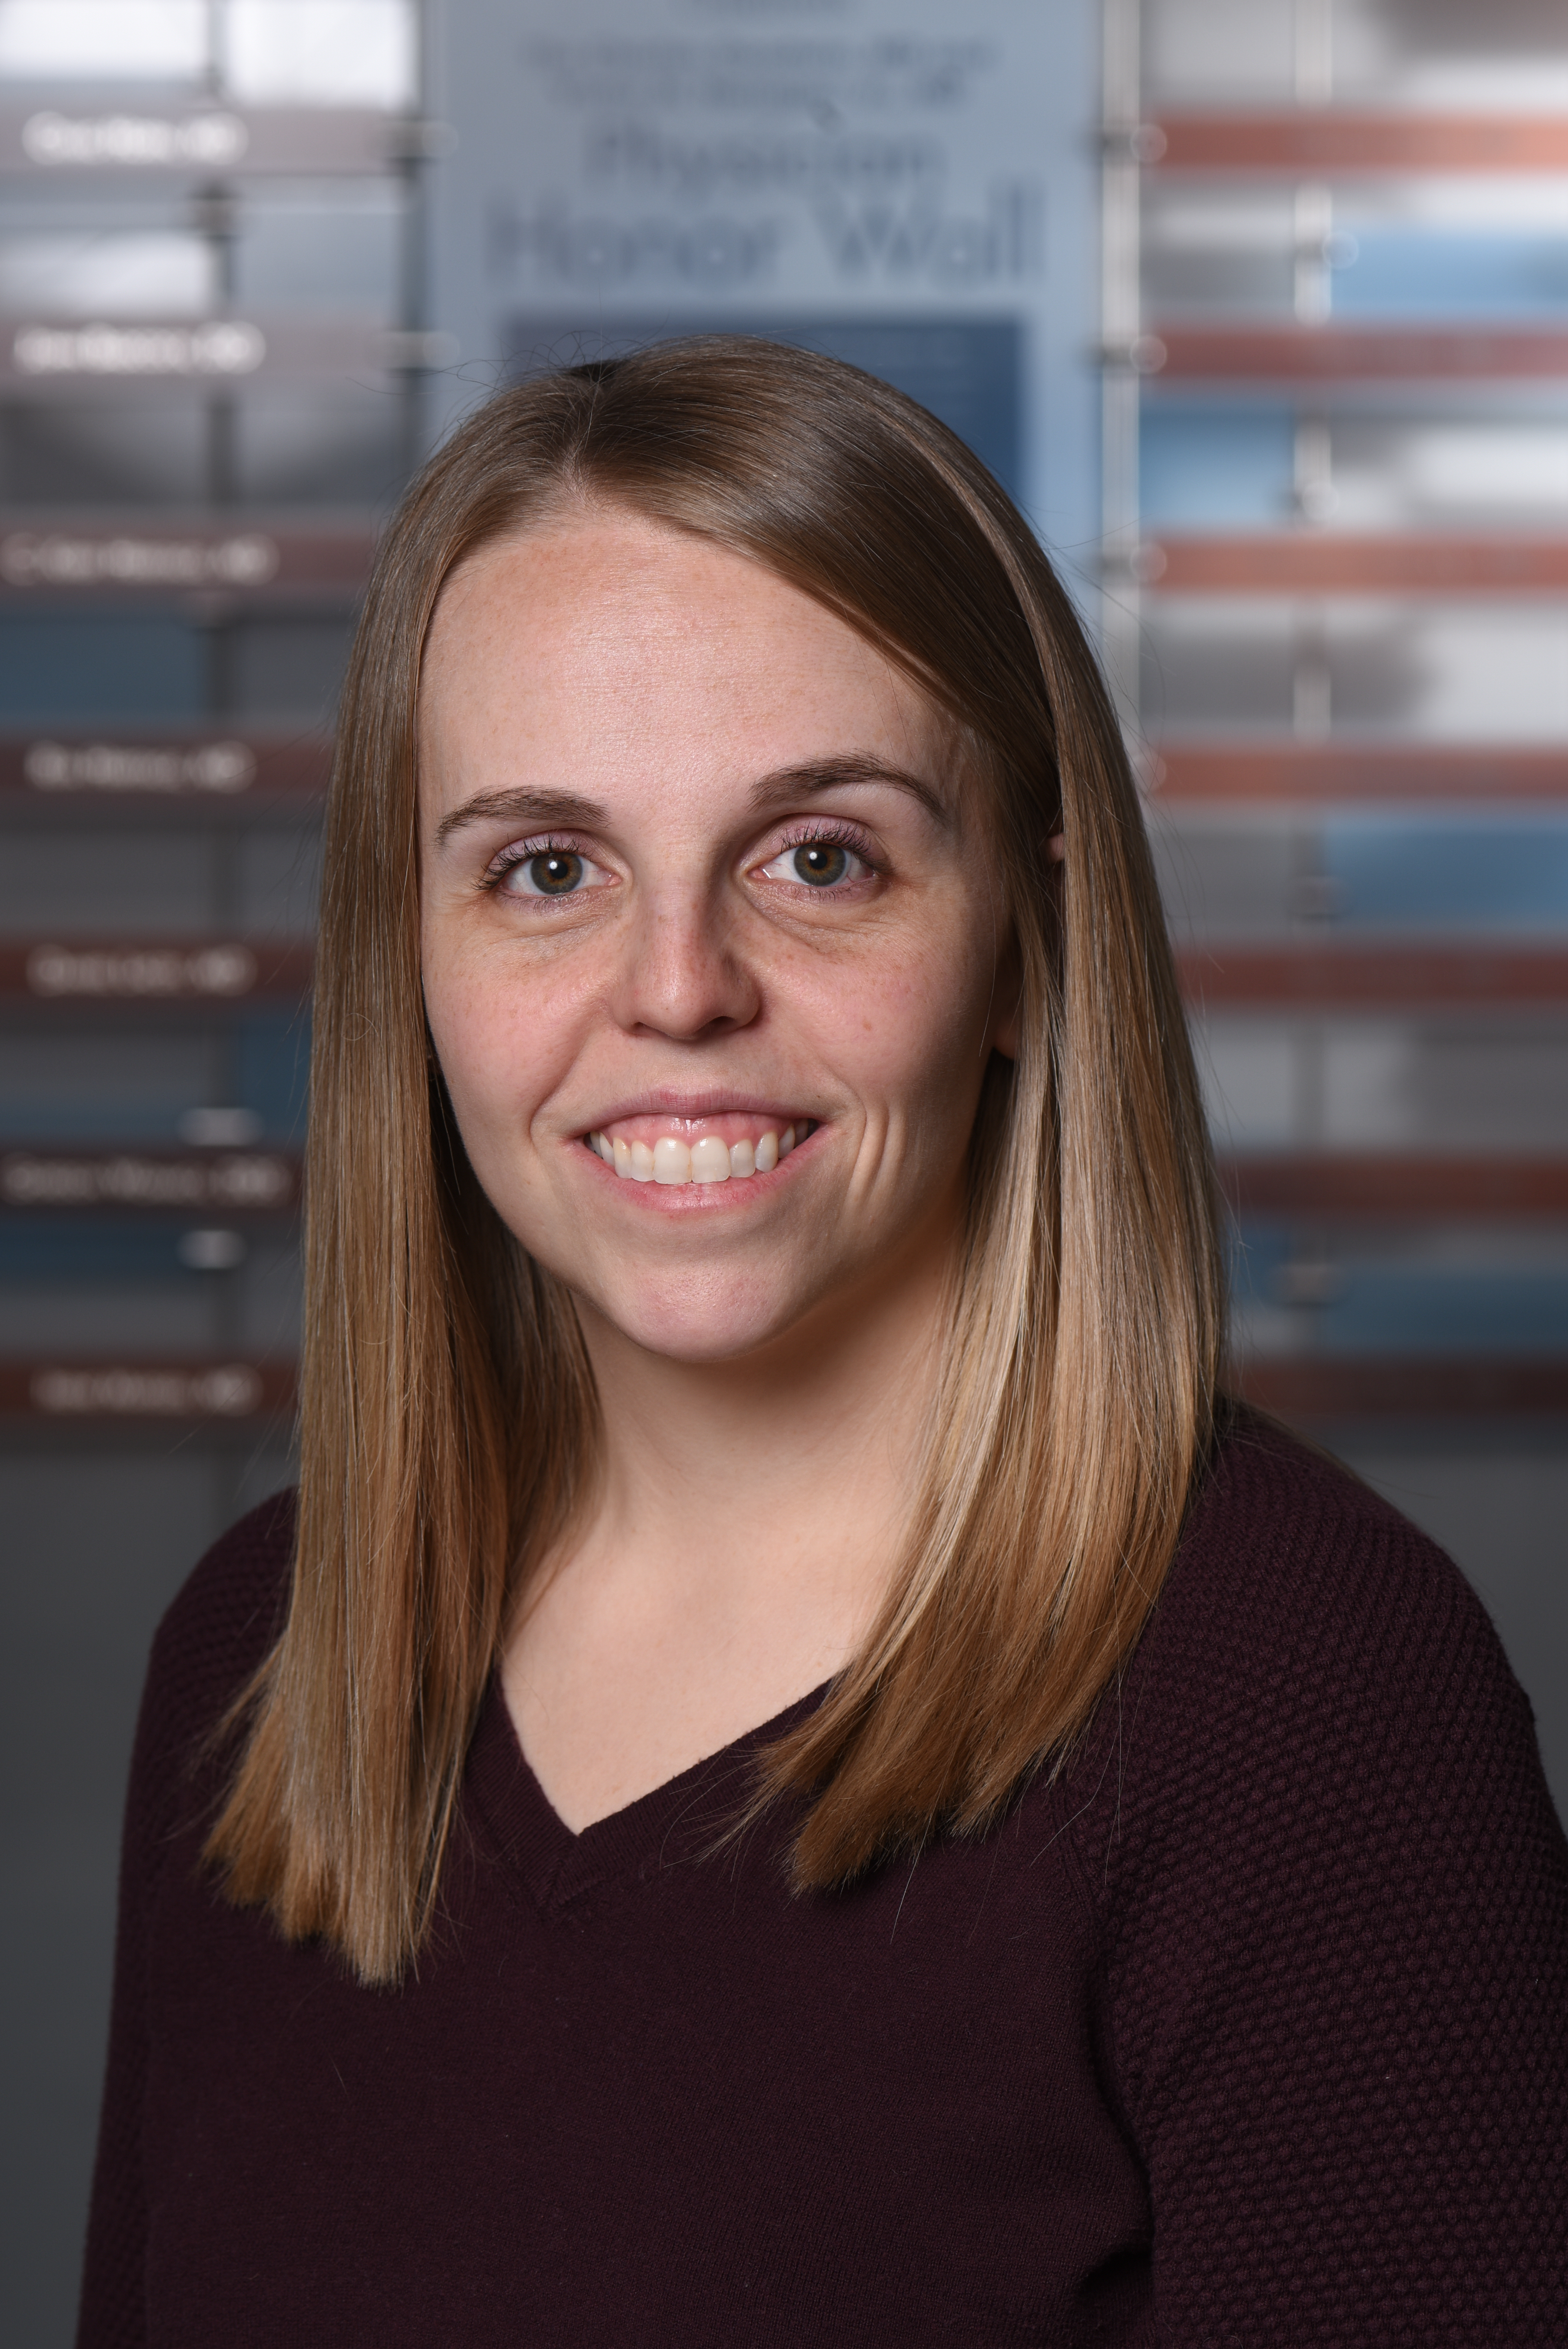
[823,937,991,1102]
[426,947,582,1134]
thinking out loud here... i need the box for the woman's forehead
[421,517,954,768]
[427,508,878,666]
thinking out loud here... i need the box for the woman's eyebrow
[434,758,952,847]
[749,756,954,828]
[435,787,608,846]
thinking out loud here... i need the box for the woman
[80,342,1566,2345]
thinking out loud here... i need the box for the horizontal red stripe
[0,1358,295,1420]
[1152,744,1568,802]
[0,940,313,1003]
[0,1147,301,1212]
[1219,1155,1568,1218]
[1145,534,1568,594]
[1237,1356,1568,1418]
[1177,944,1568,1006]
[0,732,330,798]
[1150,327,1568,381]
[0,517,374,599]
[1151,113,1568,176]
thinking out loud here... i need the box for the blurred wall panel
[1114,0,1568,1813]
[426,0,1104,578]
[0,3,425,2340]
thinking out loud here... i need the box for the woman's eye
[499,848,606,898]
[758,841,870,889]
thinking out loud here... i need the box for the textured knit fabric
[77,1414,1568,2347]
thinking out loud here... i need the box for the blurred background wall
[1,1,1564,2339]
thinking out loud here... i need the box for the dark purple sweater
[78,1417,1568,2346]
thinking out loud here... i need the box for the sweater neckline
[465,1670,828,1916]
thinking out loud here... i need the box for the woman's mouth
[581,1113,817,1187]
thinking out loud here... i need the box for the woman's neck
[501,1225,951,1834]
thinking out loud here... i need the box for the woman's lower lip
[579,1120,816,1191]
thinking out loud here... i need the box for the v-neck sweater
[78,1414,1568,2346]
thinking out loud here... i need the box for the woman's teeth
[585,1124,805,1185]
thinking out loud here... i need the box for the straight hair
[207,339,1225,1983]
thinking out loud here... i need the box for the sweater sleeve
[75,1492,295,2349]
[1066,1423,1568,2344]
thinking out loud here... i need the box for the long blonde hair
[207,339,1225,1982]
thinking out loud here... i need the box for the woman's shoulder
[1076,1405,1549,1834]
[1163,1402,1498,1686]
[1058,1402,1566,1945]
[1052,1417,1568,2327]
[1059,1398,1567,2045]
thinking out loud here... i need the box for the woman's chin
[573,1275,826,1371]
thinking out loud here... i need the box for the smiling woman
[77,343,1568,2347]
[415,508,1047,1833]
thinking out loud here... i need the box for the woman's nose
[614,882,761,1042]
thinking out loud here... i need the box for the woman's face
[418,506,1016,1367]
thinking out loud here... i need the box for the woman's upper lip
[575,1088,817,1128]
